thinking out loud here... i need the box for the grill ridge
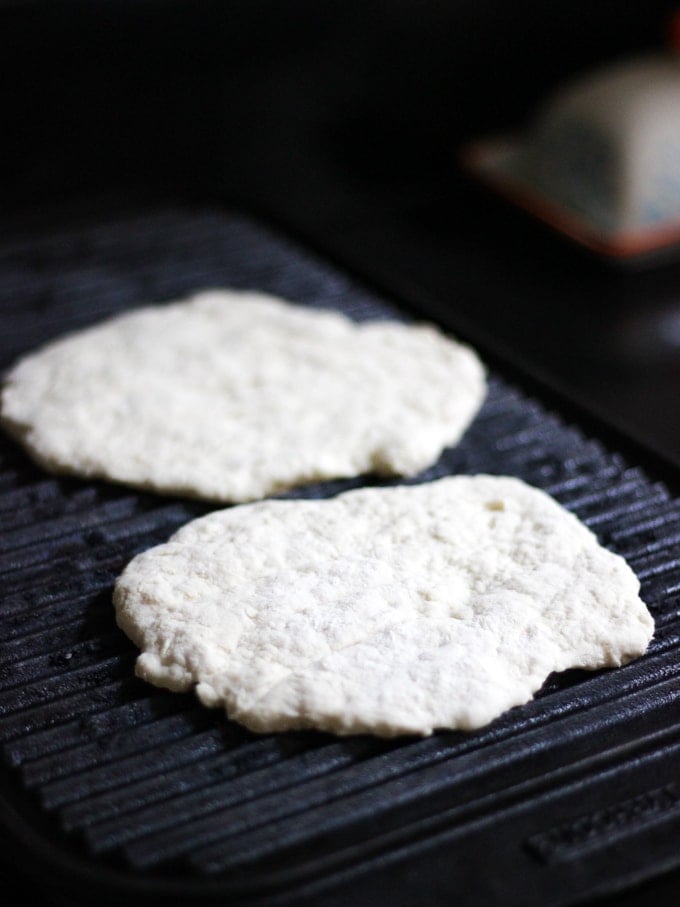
[181,706,679,875]
[24,709,217,789]
[40,727,244,810]
[0,594,111,646]
[4,692,195,767]
[121,664,671,864]
[190,704,680,879]
[0,630,125,686]
[59,734,317,833]
[89,738,385,856]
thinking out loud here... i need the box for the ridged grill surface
[1,208,680,904]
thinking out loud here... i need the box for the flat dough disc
[114,476,654,737]
[0,291,486,502]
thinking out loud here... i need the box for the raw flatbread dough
[0,291,486,502]
[114,475,654,737]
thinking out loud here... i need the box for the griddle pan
[1,206,680,906]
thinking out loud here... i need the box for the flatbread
[113,476,654,737]
[0,291,486,502]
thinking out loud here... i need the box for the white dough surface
[0,291,486,502]
[113,476,654,737]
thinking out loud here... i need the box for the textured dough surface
[0,291,486,502]
[114,476,654,737]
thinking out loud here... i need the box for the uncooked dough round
[0,291,486,502]
[113,476,654,737]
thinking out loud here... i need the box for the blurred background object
[466,46,680,258]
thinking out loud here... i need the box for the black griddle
[1,206,680,906]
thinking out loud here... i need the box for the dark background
[2,2,680,905]
[1,1,676,221]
